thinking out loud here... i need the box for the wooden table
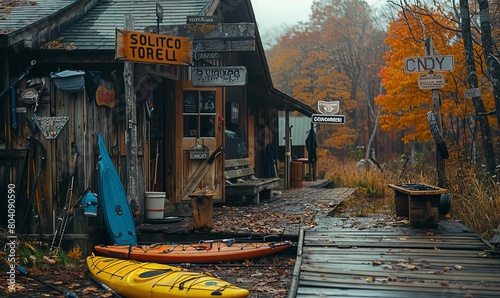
[388,183,448,228]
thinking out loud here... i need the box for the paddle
[15,266,78,298]
[88,273,122,298]
[176,262,289,268]
[198,234,281,245]
[141,234,282,248]
[200,234,279,243]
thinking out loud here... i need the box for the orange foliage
[267,0,386,154]
[377,6,497,149]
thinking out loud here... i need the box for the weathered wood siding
[0,63,147,251]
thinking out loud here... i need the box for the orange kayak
[94,240,294,264]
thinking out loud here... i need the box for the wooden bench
[225,158,279,204]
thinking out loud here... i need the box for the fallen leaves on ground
[3,256,295,298]
[212,198,331,234]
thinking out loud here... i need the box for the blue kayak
[97,132,137,245]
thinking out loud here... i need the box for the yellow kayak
[86,254,250,298]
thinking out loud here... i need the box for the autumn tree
[267,0,386,160]
[389,1,500,131]
[379,2,498,178]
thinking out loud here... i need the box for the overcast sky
[251,0,312,33]
[250,0,383,34]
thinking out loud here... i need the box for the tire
[438,193,451,216]
[426,111,449,159]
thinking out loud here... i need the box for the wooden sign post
[124,14,142,219]
[404,38,449,188]
[426,38,447,188]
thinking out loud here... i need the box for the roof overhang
[0,0,100,49]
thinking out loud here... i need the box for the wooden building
[0,0,314,244]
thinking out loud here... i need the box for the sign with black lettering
[192,66,247,86]
[115,29,192,65]
[190,144,210,160]
[311,114,345,124]
[463,88,480,98]
[404,55,454,73]
[418,73,445,89]
[187,15,218,23]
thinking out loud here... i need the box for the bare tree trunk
[365,106,380,161]
[364,81,381,161]
[459,0,497,178]
[478,0,500,130]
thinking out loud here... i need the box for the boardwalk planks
[290,223,500,297]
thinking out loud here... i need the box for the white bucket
[145,192,166,219]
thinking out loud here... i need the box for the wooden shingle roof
[0,0,315,116]
[58,0,212,51]
[0,0,76,34]
[0,0,212,50]
[0,0,95,48]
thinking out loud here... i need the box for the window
[183,90,216,138]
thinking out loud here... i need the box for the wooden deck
[138,181,500,297]
[289,221,500,297]
[103,181,500,297]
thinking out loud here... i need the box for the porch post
[284,108,290,190]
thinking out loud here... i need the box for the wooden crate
[394,191,409,217]
[189,190,215,230]
[409,194,440,227]
[388,184,447,228]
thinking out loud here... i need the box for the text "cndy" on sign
[404,55,454,74]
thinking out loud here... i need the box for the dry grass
[319,154,500,240]
[324,161,387,199]
[446,168,500,240]
[333,191,394,217]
